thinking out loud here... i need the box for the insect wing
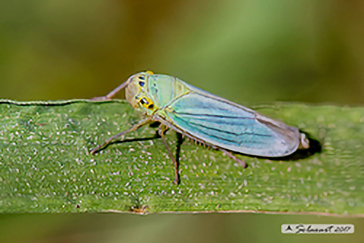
[164,84,300,157]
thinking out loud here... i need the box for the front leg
[90,118,152,154]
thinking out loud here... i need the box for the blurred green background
[1,0,364,242]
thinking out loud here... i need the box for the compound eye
[140,98,149,105]
[138,97,155,110]
[137,75,146,87]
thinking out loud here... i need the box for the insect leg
[158,124,180,184]
[90,118,152,154]
[218,147,247,168]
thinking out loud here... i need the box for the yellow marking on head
[145,70,154,75]
[138,96,155,109]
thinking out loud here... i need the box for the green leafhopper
[91,71,309,184]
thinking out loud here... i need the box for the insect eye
[138,97,155,110]
[139,81,145,87]
[140,98,148,105]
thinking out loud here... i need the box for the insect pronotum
[90,71,309,184]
